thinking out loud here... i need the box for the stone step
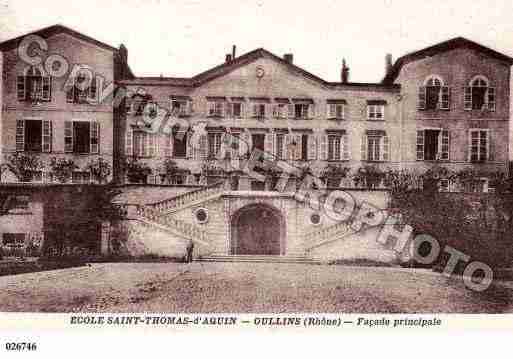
[196,255,321,264]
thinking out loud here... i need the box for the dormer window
[17,66,52,103]
[418,76,450,110]
[465,76,495,111]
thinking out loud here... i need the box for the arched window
[418,75,450,110]
[465,75,495,111]
[17,66,51,102]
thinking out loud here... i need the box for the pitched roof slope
[383,37,513,84]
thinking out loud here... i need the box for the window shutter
[467,131,472,162]
[16,120,25,151]
[125,125,133,156]
[240,132,251,157]
[361,134,367,161]
[64,121,73,153]
[287,104,294,118]
[440,130,449,160]
[416,130,424,160]
[264,133,275,160]
[381,135,389,161]
[464,87,472,110]
[487,87,496,111]
[163,134,173,157]
[252,104,258,117]
[199,134,207,159]
[42,120,52,153]
[66,78,74,103]
[293,134,302,160]
[487,131,494,162]
[90,121,99,154]
[272,105,280,118]
[186,132,193,158]
[17,76,26,101]
[42,76,51,101]
[307,104,315,119]
[440,86,450,110]
[307,134,317,160]
[239,103,244,118]
[225,102,232,118]
[342,134,349,160]
[187,100,194,115]
[418,86,426,110]
[88,77,98,103]
[327,104,334,118]
[319,134,328,160]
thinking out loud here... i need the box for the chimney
[385,53,393,75]
[225,54,232,63]
[119,44,128,63]
[232,45,236,59]
[284,53,293,64]
[341,59,350,83]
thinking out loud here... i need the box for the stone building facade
[0,25,512,261]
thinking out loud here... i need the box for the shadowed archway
[230,203,285,255]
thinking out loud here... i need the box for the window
[272,103,288,118]
[275,134,285,160]
[418,76,450,110]
[469,129,489,162]
[171,99,189,117]
[362,132,389,162]
[63,121,99,154]
[301,134,308,161]
[327,134,348,161]
[465,76,495,111]
[252,103,266,118]
[173,132,187,158]
[6,195,30,211]
[416,129,449,161]
[208,101,224,117]
[294,103,310,119]
[367,136,381,161]
[327,103,345,119]
[66,71,98,104]
[17,66,51,102]
[133,131,157,157]
[208,132,222,158]
[2,233,25,247]
[16,119,52,152]
[367,105,384,120]
[226,102,243,118]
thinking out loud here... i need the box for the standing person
[186,240,194,263]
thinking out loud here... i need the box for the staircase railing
[137,205,210,244]
[302,220,355,251]
[147,181,225,214]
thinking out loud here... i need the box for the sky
[1,0,513,83]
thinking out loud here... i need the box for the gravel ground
[0,262,511,313]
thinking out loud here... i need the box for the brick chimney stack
[385,53,393,76]
[225,54,232,63]
[341,59,350,83]
[284,53,293,64]
[232,45,236,59]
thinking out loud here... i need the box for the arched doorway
[230,204,284,255]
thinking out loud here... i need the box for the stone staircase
[302,220,357,252]
[146,181,226,215]
[196,254,321,264]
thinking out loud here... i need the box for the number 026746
[5,342,37,351]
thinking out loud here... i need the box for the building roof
[0,24,118,52]
[119,48,400,91]
[383,37,513,84]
